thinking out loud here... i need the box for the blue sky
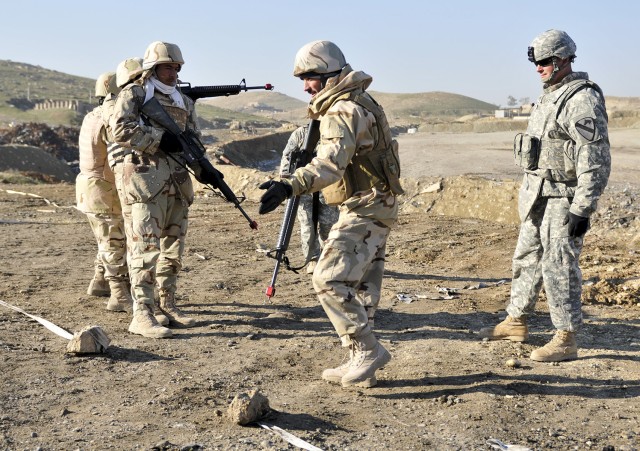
[2,0,637,106]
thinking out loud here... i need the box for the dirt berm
[0,145,75,182]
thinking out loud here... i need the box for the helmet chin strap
[543,57,570,84]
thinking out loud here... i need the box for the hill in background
[1,59,640,130]
[202,90,501,126]
[201,91,308,124]
[0,60,284,128]
[0,60,94,104]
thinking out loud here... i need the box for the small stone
[505,358,521,368]
[227,389,270,425]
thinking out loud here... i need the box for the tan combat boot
[152,299,170,326]
[106,280,133,312]
[530,330,577,362]
[158,291,196,327]
[341,333,391,388]
[87,265,110,297]
[322,346,354,384]
[479,315,529,342]
[128,303,173,338]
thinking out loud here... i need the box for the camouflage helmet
[142,41,184,71]
[528,29,577,63]
[116,57,144,88]
[293,40,346,78]
[94,71,115,98]
[106,72,120,96]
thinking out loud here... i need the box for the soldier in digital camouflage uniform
[480,30,611,362]
[76,71,132,312]
[259,41,403,387]
[279,124,339,275]
[110,41,199,338]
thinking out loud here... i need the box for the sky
[2,0,638,107]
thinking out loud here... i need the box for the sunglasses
[533,57,554,67]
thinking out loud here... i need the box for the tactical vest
[515,78,603,178]
[107,87,190,167]
[322,90,404,205]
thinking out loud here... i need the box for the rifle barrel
[179,81,274,101]
[264,119,320,300]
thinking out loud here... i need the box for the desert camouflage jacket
[109,80,198,155]
[520,71,610,219]
[108,80,198,206]
[288,65,398,227]
[78,105,114,183]
[101,93,118,143]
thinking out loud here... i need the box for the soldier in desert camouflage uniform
[76,71,132,312]
[110,41,199,338]
[105,57,172,328]
[279,124,339,275]
[259,41,403,387]
[105,58,144,256]
[480,30,611,362]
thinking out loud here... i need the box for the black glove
[199,165,224,189]
[258,180,293,214]
[564,212,590,238]
[159,131,182,153]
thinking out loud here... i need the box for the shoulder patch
[575,117,596,142]
[321,118,345,140]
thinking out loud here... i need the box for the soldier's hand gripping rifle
[265,119,320,300]
[178,79,274,101]
[141,97,258,230]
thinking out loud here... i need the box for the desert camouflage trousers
[85,213,128,281]
[312,210,391,342]
[112,164,188,306]
[297,193,339,261]
[507,196,584,330]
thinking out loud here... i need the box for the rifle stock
[265,119,321,299]
[141,97,258,230]
[178,79,274,101]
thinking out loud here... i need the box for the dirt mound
[212,131,291,170]
[0,145,76,182]
[400,176,520,224]
[0,122,79,163]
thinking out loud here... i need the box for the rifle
[141,97,258,230]
[178,79,274,101]
[265,119,321,300]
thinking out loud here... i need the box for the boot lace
[350,340,368,367]
[550,330,571,346]
[337,347,354,370]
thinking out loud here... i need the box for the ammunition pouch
[322,91,404,206]
[383,139,404,195]
[322,178,350,206]
[513,133,539,170]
